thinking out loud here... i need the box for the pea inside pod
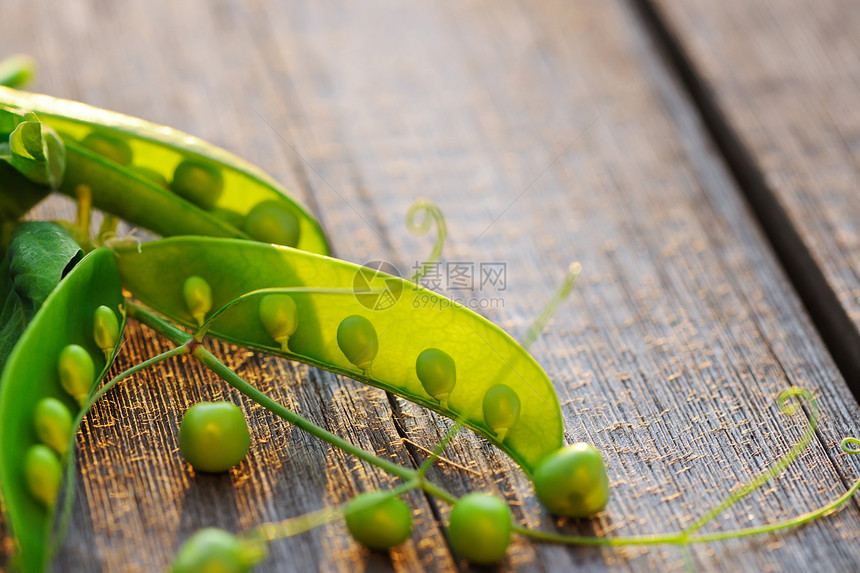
[0,248,125,573]
[0,86,330,255]
[114,237,563,474]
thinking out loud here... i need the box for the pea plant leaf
[0,222,83,372]
[0,106,65,189]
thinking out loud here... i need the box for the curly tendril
[406,199,447,284]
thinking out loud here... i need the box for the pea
[183,276,213,328]
[33,397,73,456]
[171,528,267,573]
[344,491,412,550]
[126,165,169,188]
[93,305,120,359]
[24,445,62,507]
[171,159,224,210]
[336,315,378,374]
[532,442,610,518]
[447,493,512,565]
[258,294,298,352]
[58,344,95,406]
[242,200,300,247]
[415,348,456,407]
[179,402,251,473]
[80,132,133,165]
[482,384,520,442]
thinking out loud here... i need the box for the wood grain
[647,0,860,391]
[1,0,859,571]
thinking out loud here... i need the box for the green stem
[407,199,447,284]
[680,387,818,539]
[52,344,190,554]
[521,262,581,350]
[128,301,419,482]
[416,421,463,478]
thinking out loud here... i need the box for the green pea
[179,402,250,473]
[171,528,267,573]
[24,445,62,507]
[171,159,224,210]
[336,315,378,374]
[532,442,610,518]
[126,165,169,188]
[80,132,133,165]
[447,493,512,565]
[242,200,300,247]
[415,348,456,407]
[33,397,73,456]
[93,305,120,359]
[482,384,520,442]
[183,276,213,328]
[258,294,298,352]
[344,491,412,550]
[58,344,95,406]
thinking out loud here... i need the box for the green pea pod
[113,237,562,474]
[0,248,125,573]
[0,86,329,255]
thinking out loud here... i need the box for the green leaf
[0,222,83,372]
[0,106,66,188]
[0,55,36,89]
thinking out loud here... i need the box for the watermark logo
[353,260,403,311]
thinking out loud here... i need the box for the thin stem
[195,287,363,341]
[128,302,420,482]
[521,262,581,350]
[75,184,92,242]
[52,344,190,554]
[681,387,818,539]
[407,199,447,284]
[248,480,421,543]
[416,421,463,478]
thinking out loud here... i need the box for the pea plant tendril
[61,291,860,570]
[0,66,858,572]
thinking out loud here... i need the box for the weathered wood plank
[646,0,860,391]
[0,0,858,572]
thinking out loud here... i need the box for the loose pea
[58,344,95,406]
[415,348,456,407]
[532,443,610,518]
[179,402,250,473]
[93,305,120,359]
[336,315,378,374]
[258,294,298,352]
[242,200,300,247]
[33,397,73,456]
[24,445,62,507]
[344,491,412,550]
[171,159,224,210]
[183,276,213,328]
[447,493,512,565]
[482,384,521,442]
[171,528,267,573]
[126,165,168,188]
[80,132,133,165]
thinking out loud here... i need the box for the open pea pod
[0,86,329,255]
[0,248,125,573]
[114,237,562,474]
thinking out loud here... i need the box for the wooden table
[2,0,860,570]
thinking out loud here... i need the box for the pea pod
[0,248,125,573]
[0,86,329,255]
[113,237,562,474]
